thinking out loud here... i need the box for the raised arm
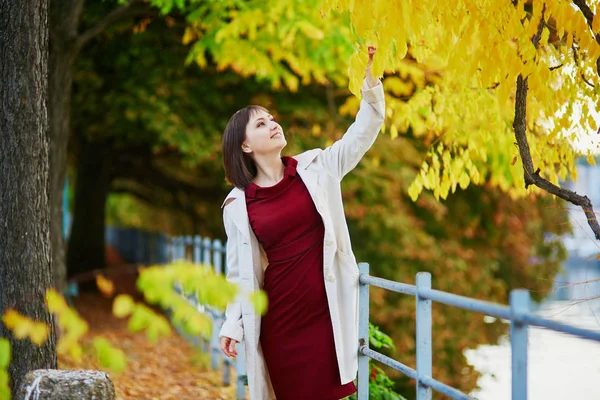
[320,46,386,180]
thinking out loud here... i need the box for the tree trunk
[0,0,58,394]
[67,140,114,280]
[48,0,84,293]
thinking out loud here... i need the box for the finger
[229,340,237,356]
[221,338,231,357]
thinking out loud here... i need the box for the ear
[241,143,252,154]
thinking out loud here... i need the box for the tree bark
[0,0,58,394]
[48,0,154,291]
[48,0,85,293]
[66,140,114,280]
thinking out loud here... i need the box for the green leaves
[250,291,268,316]
[0,368,9,400]
[93,338,127,373]
[0,339,9,369]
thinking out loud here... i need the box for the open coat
[219,79,385,399]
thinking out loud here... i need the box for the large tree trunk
[0,0,58,394]
[48,0,84,293]
[67,140,114,280]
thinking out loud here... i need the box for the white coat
[219,79,385,399]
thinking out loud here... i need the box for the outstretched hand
[365,46,378,88]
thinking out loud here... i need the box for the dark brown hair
[222,105,269,189]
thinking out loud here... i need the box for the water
[466,267,600,400]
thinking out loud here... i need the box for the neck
[253,153,285,186]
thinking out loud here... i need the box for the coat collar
[222,149,321,240]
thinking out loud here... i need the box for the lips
[271,131,283,138]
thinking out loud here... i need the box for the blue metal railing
[169,236,246,400]
[356,262,600,400]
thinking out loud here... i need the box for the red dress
[245,157,356,400]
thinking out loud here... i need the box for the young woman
[219,47,385,400]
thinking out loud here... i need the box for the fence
[356,263,600,400]
[166,237,600,400]
[169,236,247,400]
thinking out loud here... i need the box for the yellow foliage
[45,291,89,359]
[113,294,135,318]
[321,0,599,201]
[96,275,115,297]
[45,289,68,314]
[2,310,49,346]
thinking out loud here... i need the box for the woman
[219,47,385,400]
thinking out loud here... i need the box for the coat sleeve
[218,206,244,342]
[319,78,385,180]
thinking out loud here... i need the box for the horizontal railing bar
[420,376,474,400]
[360,347,417,381]
[419,287,512,320]
[523,313,600,341]
[361,347,476,400]
[359,274,417,296]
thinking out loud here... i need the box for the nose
[270,120,278,130]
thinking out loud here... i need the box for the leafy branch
[572,0,600,78]
[76,0,157,50]
[513,6,600,241]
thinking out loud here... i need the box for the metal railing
[169,236,246,400]
[356,263,600,400]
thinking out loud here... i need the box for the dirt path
[58,292,241,400]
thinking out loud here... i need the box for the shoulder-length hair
[222,105,269,189]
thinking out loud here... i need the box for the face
[242,109,286,157]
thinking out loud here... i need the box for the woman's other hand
[220,336,239,358]
[365,45,378,89]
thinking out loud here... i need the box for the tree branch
[573,0,595,29]
[513,7,600,241]
[571,44,596,88]
[75,0,156,50]
[573,0,600,79]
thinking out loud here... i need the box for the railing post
[357,262,370,400]
[416,272,432,400]
[213,239,224,275]
[185,235,193,261]
[510,289,530,400]
[203,237,212,267]
[193,235,202,264]
[236,340,247,400]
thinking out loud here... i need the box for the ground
[58,291,241,400]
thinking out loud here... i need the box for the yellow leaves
[348,49,367,97]
[296,21,324,40]
[46,289,89,361]
[46,289,68,314]
[113,295,135,318]
[593,14,600,36]
[587,153,597,166]
[182,27,197,45]
[96,275,115,297]
[390,124,399,140]
[349,0,372,38]
[2,310,49,346]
